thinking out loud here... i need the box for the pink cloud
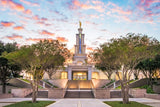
[143,0,160,7]
[56,37,68,42]
[41,30,55,36]
[13,26,24,30]
[6,34,23,40]
[24,9,32,15]
[1,0,25,11]
[20,0,39,6]
[33,15,40,20]
[9,0,25,11]
[135,0,160,20]
[26,38,54,42]
[89,14,99,18]
[107,2,132,15]
[87,47,94,51]
[1,21,14,27]
[69,0,104,12]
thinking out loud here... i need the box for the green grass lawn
[104,101,151,107]
[4,101,55,107]
[20,78,30,83]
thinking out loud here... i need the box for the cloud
[89,14,99,19]
[1,21,14,27]
[1,0,25,11]
[20,0,39,6]
[33,15,40,20]
[69,0,104,12]
[56,37,68,42]
[41,30,55,36]
[107,2,132,15]
[13,26,24,30]
[24,9,32,15]
[26,38,54,42]
[9,0,25,11]
[6,34,23,40]
[87,47,94,51]
[134,0,160,21]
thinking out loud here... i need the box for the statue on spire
[79,21,82,28]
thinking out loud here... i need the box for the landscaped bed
[104,101,151,107]
[4,101,55,107]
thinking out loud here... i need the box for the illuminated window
[61,72,67,79]
[92,72,99,79]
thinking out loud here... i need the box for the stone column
[88,67,92,80]
[68,67,72,80]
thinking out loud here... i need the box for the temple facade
[67,22,93,80]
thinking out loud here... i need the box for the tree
[0,57,21,93]
[6,40,69,103]
[0,41,20,94]
[135,54,160,88]
[93,33,159,104]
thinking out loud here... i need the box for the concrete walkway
[0,98,160,107]
[47,99,110,107]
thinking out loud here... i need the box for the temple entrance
[72,71,87,80]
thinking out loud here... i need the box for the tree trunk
[2,81,6,94]
[121,81,129,104]
[32,80,37,103]
[48,72,52,79]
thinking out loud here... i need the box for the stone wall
[91,79,110,88]
[94,88,110,99]
[0,94,13,99]
[144,93,160,100]
[11,88,32,97]
[129,89,146,98]
[48,79,68,88]
[153,85,160,94]
[48,88,66,98]
[129,78,149,88]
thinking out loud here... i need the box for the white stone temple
[23,22,108,80]
[67,22,93,80]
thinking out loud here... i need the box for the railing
[90,80,96,98]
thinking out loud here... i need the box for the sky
[0,0,160,53]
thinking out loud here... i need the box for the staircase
[65,90,94,98]
[64,80,94,98]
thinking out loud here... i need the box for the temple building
[67,22,95,80]
[43,22,108,80]
[22,22,109,80]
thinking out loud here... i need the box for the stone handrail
[90,81,96,98]
[64,80,69,97]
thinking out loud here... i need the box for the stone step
[67,80,92,89]
[64,91,94,98]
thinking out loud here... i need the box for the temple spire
[79,21,82,28]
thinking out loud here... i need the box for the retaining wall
[11,88,32,97]
[0,94,13,99]
[94,88,110,99]
[48,88,66,98]
[129,89,146,98]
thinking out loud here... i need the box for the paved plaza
[0,98,160,107]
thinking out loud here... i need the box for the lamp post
[113,72,116,89]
